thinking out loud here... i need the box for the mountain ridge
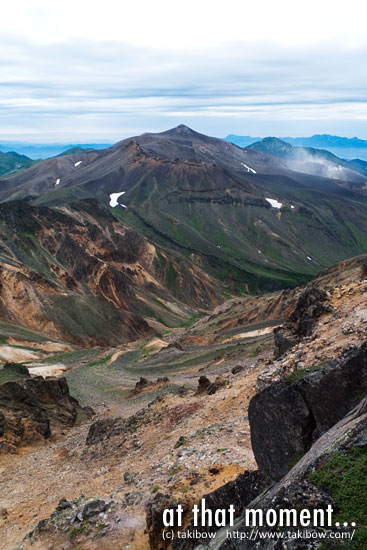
[225,132,367,149]
[247,136,367,180]
[0,142,112,159]
[0,150,34,178]
[1,125,367,295]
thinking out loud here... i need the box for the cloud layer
[1,1,366,142]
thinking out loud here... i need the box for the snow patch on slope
[241,162,256,174]
[265,198,283,209]
[109,191,126,208]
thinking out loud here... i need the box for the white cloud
[0,1,366,141]
[1,0,367,49]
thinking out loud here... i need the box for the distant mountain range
[2,134,367,161]
[247,137,367,180]
[225,134,367,161]
[2,134,367,163]
[0,142,112,159]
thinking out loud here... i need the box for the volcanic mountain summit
[1,125,367,296]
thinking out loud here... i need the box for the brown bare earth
[1,256,367,549]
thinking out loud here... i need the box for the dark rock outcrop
[231,365,245,375]
[147,493,186,550]
[132,376,151,395]
[274,286,330,358]
[213,398,367,549]
[86,416,127,447]
[171,470,272,550]
[273,327,298,358]
[196,376,211,393]
[288,286,330,337]
[0,376,91,453]
[129,376,170,396]
[249,342,367,481]
[196,375,228,395]
[173,398,367,549]
[86,405,162,448]
[207,376,228,395]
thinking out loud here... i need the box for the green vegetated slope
[1,125,367,296]
[0,198,223,346]
[309,446,367,550]
[117,175,367,293]
[0,151,35,177]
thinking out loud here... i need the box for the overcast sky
[1,0,366,143]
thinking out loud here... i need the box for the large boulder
[0,375,91,453]
[175,398,367,549]
[214,397,367,549]
[249,342,367,481]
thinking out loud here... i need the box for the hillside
[0,199,222,347]
[285,134,367,149]
[225,133,367,161]
[1,125,367,295]
[1,255,367,549]
[57,146,96,157]
[225,133,367,150]
[0,150,34,177]
[248,137,367,182]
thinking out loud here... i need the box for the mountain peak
[160,124,214,142]
[248,137,293,157]
[163,124,198,136]
[176,123,192,131]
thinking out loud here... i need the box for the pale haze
[1,0,366,142]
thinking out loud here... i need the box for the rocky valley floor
[1,256,367,550]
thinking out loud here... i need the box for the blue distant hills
[0,142,112,159]
[2,134,367,162]
[225,134,367,161]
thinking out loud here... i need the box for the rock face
[0,199,222,347]
[212,398,367,549]
[173,398,367,550]
[274,286,330,358]
[0,374,90,453]
[249,342,367,481]
[146,472,271,550]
